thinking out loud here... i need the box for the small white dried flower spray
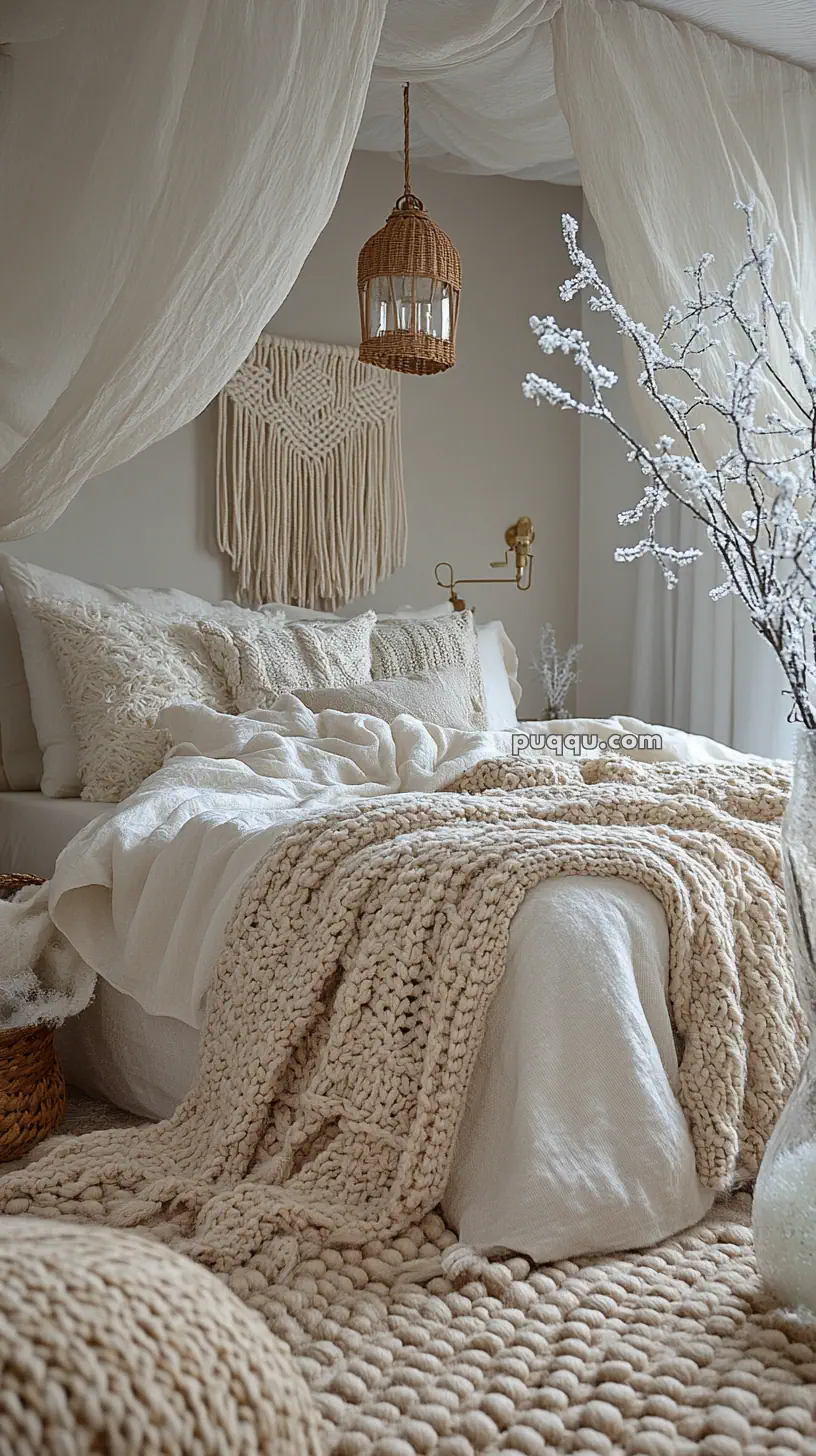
[524,204,816,728]
[534,624,582,719]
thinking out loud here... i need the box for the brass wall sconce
[435,516,535,612]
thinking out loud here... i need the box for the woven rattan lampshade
[358,86,461,375]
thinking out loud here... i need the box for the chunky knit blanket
[0,757,804,1271]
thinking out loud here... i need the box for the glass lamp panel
[366,277,392,337]
[365,276,453,338]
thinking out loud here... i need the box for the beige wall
[7,152,581,715]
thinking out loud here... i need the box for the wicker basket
[0,872,66,1162]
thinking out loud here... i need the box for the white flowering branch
[534,624,581,719]
[524,204,816,728]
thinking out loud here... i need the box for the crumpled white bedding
[41,700,748,1260]
[46,702,747,1028]
[48,700,525,1026]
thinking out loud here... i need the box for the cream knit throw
[217,334,406,609]
[0,757,803,1273]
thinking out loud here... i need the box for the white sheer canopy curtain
[360,0,573,183]
[553,0,816,756]
[0,0,386,538]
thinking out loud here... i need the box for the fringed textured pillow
[31,598,235,802]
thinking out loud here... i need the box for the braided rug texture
[0,757,810,1452]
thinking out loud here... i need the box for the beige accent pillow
[371,612,486,727]
[194,612,376,715]
[31,598,233,803]
[293,666,480,729]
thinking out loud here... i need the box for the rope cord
[403,82,411,198]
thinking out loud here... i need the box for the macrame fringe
[217,334,406,610]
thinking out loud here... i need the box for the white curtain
[359,0,576,183]
[0,0,386,539]
[553,0,816,756]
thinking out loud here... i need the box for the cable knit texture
[194,610,376,714]
[0,1216,321,1455]
[372,612,487,727]
[0,757,809,1451]
[31,597,236,802]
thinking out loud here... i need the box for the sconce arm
[434,517,534,611]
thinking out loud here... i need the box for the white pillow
[0,557,248,798]
[31,597,235,803]
[476,621,522,729]
[378,603,455,621]
[263,601,519,724]
[257,601,339,622]
[0,586,40,789]
[194,612,375,715]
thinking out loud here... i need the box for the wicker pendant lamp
[358,84,461,375]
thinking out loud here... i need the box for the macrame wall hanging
[216,333,405,609]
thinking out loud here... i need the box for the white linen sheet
[42,700,739,1260]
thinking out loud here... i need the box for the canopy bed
[1,3,815,1452]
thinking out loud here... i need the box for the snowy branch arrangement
[534,624,581,719]
[524,204,816,727]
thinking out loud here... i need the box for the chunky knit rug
[13,1104,816,1452]
[0,756,811,1451]
[201,1198,816,1453]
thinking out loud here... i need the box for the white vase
[753,729,816,1315]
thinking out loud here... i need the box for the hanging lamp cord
[398,81,423,211]
[403,82,411,197]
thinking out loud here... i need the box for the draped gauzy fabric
[357,1,816,188]
[553,0,816,756]
[0,0,386,538]
[359,0,575,184]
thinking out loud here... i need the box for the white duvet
[48,701,750,1261]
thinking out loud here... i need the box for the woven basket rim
[0,870,45,900]
[360,333,455,375]
[0,866,66,1159]
[357,208,462,290]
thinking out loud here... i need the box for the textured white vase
[754,729,816,1315]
